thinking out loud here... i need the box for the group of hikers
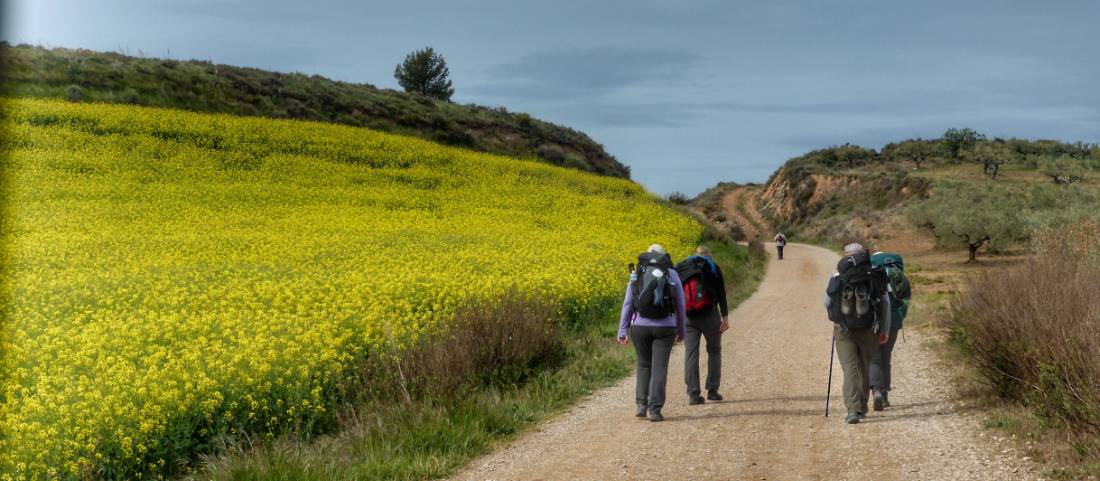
[617,236,911,424]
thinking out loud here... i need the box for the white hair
[648,244,666,254]
[844,243,866,255]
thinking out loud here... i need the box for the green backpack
[870,252,910,322]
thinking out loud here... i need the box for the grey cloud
[473,47,699,100]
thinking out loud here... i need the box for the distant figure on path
[774,232,788,260]
[824,243,891,424]
[869,251,912,411]
[675,246,730,405]
[618,244,686,422]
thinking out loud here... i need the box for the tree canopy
[394,47,455,101]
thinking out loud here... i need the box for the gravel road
[449,244,1036,481]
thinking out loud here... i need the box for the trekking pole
[825,329,836,417]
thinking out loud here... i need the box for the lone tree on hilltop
[394,47,454,101]
[964,141,1014,179]
[891,139,941,169]
[907,184,1029,262]
[1041,155,1088,185]
[941,128,986,159]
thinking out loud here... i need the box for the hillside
[0,98,716,479]
[0,43,630,178]
[694,137,1100,252]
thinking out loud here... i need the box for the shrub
[948,221,1100,456]
[65,84,83,102]
[667,191,690,205]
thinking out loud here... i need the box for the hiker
[869,251,912,410]
[774,232,788,260]
[617,244,686,422]
[675,246,730,405]
[823,243,891,424]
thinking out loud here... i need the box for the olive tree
[1041,155,1088,185]
[908,184,1030,262]
[891,139,941,169]
[964,142,1014,179]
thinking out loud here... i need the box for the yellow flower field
[0,98,701,479]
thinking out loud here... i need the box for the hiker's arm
[715,266,729,318]
[617,281,635,340]
[671,271,687,340]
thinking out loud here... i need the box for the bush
[65,84,83,102]
[948,221,1100,456]
[667,191,690,205]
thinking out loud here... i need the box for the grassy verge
[192,239,766,481]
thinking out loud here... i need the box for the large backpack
[826,252,888,330]
[871,252,910,321]
[633,252,676,318]
[675,256,717,314]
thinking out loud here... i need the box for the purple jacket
[617,269,687,339]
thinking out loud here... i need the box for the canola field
[0,98,702,479]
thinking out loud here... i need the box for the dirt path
[720,188,770,242]
[450,244,1034,481]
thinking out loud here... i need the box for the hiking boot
[873,389,886,412]
[635,404,647,418]
[688,395,705,405]
[845,412,861,424]
[648,408,664,422]
[707,390,724,401]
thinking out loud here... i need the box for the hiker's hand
[719,319,730,334]
[878,332,890,345]
[617,336,629,346]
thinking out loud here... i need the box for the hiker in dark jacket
[679,245,730,405]
[823,243,891,424]
[869,251,911,410]
[618,244,686,422]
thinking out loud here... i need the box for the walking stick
[825,329,836,417]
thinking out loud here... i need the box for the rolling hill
[0,43,630,178]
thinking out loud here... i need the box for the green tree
[963,141,1014,179]
[394,47,455,101]
[908,184,1030,262]
[941,128,986,159]
[1040,155,1088,185]
[891,139,941,169]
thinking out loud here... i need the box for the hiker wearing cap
[774,232,788,260]
[675,245,730,405]
[869,251,912,410]
[618,244,686,422]
[823,243,891,424]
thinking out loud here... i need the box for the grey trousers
[834,325,881,414]
[869,323,901,392]
[631,325,676,410]
[684,308,722,396]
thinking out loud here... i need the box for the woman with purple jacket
[617,244,687,422]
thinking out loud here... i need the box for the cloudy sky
[6,0,1099,195]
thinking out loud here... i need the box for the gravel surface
[448,244,1037,481]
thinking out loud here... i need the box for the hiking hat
[843,243,865,255]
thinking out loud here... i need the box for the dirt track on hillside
[721,188,770,241]
[449,244,1034,481]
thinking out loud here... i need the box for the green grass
[194,240,765,481]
